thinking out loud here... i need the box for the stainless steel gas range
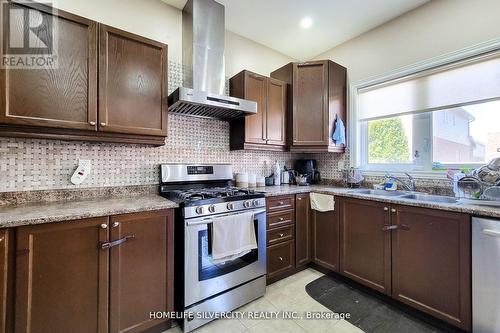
[159,164,266,332]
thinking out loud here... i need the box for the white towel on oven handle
[211,211,257,264]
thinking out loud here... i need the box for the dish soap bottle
[273,160,281,186]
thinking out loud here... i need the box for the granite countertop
[259,185,500,219]
[0,195,178,228]
[2,184,500,229]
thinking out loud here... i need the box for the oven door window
[198,220,259,281]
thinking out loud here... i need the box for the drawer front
[266,195,295,213]
[267,210,295,229]
[267,225,294,245]
[267,240,295,280]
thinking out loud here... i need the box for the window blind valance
[358,52,500,121]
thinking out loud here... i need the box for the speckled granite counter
[259,185,500,219]
[0,195,178,228]
[2,184,500,228]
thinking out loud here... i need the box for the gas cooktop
[160,186,264,207]
[159,164,265,208]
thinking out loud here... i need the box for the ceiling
[161,0,429,60]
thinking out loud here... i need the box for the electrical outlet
[337,160,345,170]
[71,159,92,185]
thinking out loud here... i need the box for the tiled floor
[163,268,364,333]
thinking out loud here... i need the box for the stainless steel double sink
[347,188,458,204]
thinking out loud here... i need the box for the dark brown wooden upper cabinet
[15,217,110,333]
[0,1,98,131]
[391,205,471,331]
[271,60,347,153]
[266,78,286,146]
[0,229,8,333]
[230,70,286,151]
[109,210,174,333]
[99,24,168,137]
[295,193,311,267]
[0,3,168,145]
[339,198,392,295]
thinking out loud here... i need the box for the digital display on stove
[187,166,214,175]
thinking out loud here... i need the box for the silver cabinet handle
[382,225,398,231]
[399,224,410,231]
[279,217,284,221]
[101,235,135,250]
[112,222,120,228]
[100,122,106,127]
[391,208,397,213]
[483,229,500,238]
[278,256,283,261]
[100,224,108,229]
[384,207,389,211]
[279,233,284,237]
[0,236,4,243]
[298,197,302,201]
[89,121,96,126]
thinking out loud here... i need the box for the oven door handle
[186,208,266,226]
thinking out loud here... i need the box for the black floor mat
[305,275,460,333]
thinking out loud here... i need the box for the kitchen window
[355,50,500,174]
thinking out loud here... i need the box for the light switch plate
[337,160,345,170]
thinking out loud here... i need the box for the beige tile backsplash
[0,114,298,192]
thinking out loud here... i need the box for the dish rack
[455,176,500,206]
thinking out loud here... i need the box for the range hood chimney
[167,0,257,119]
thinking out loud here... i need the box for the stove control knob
[208,205,216,213]
[227,202,234,210]
[244,200,252,208]
[195,206,204,215]
[252,199,260,207]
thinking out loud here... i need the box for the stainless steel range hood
[168,0,257,119]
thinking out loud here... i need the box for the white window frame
[349,38,500,179]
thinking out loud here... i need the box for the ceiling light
[300,17,313,29]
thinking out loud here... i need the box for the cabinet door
[311,208,339,271]
[244,72,267,144]
[339,198,391,295]
[295,193,311,267]
[266,78,286,146]
[109,210,174,333]
[0,230,7,333]
[0,2,97,130]
[391,205,471,330]
[292,62,329,146]
[99,25,168,136]
[15,217,109,333]
[267,240,295,281]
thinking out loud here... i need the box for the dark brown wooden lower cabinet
[311,207,339,272]
[391,205,471,330]
[109,210,174,333]
[267,240,295,281]
[295,193,311,267]
[339,198,391,295]
[0,229,8,333]
[15,217,110,333]
[13,210,174,333]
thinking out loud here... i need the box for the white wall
[45,0,294,77]
[51,0,183,62]
[315,0,500,82]
[225,31,295,77]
